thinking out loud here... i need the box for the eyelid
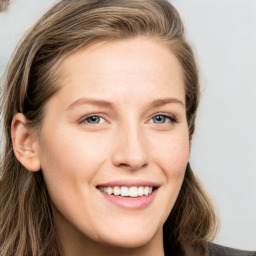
[78,113,108,124]
[77,112,177,125]
[148,112,177,123]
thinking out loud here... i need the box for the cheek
[37,129,111,230]
[38,130,107,203]
[38,125,117,212]
[39,128,108,175]
[146,129,189,224]
[151,129,190,178]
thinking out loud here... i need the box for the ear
[11,113,41,172]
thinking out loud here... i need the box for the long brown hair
[0,1,218,255]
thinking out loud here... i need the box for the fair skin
[12,37,190,256]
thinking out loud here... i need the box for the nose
[111,125,149,170]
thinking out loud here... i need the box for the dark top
[165,243,256,256]
[208,243,256,256]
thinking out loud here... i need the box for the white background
[0,0,255,251]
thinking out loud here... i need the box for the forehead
[54,37,185,105]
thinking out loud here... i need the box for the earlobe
[11,113,41,172]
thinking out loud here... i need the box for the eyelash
[79,113,177,125]
[150,113,177,124]
[79,114,106,125]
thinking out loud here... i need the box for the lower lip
[99,189,157,210]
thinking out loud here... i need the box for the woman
[0,0,255,255]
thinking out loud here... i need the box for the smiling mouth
[97,186,156,198]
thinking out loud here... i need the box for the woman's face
[36,37,190,250]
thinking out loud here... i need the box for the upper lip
[96,180,160,188]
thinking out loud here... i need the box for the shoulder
[208,243,256,256]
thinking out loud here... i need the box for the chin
[104,236,153,249]
[97,225,161,249]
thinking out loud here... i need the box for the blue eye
[151,115,176,124]
[84,116,104,124]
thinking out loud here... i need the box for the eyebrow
[66,97,114,110]
[150,97,184,108]
[66,97,184,111]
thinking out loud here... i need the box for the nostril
[119,163,130,167]
[118,162,147,170]
[111,142,149,170]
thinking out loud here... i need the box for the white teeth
[99,186,154,197]
[121,186,129,196]
[113,186,120,196]
[129,187,138,197]
[144,186,149,196]
[106,187,113,195]
[138,186,144,196]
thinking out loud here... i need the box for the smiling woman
[27,39,190,254]
[0,1,255,256]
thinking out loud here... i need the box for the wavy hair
[0,0,219,255]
